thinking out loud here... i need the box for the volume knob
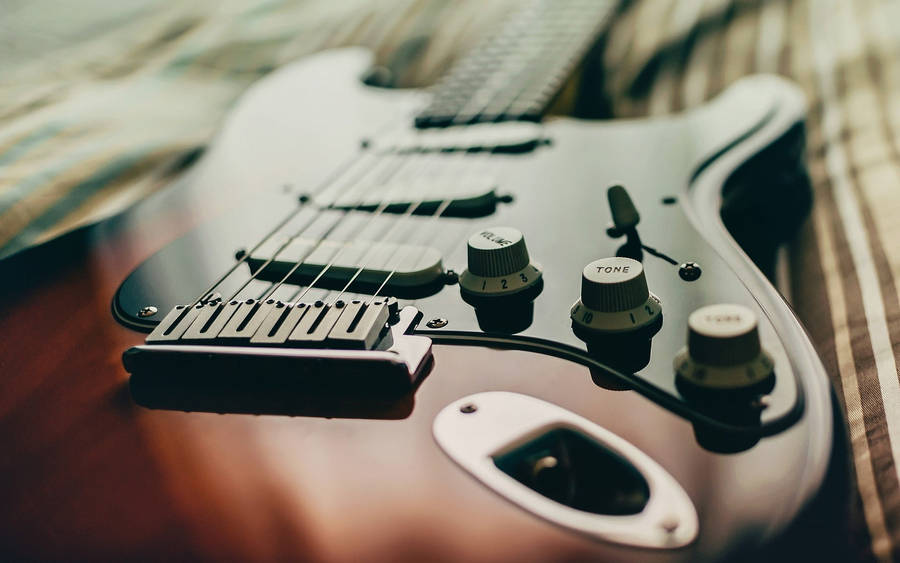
[571,257,662,335]
[459,227,543,301]
[675,304,775,392]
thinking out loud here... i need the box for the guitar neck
[414,0,618,129]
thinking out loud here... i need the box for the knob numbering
[674,304,775,393]
[459,227,543,302]
[571,257,662,336]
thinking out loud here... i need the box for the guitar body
[0,48,848,561]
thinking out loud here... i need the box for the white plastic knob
[459,227,542,298]
[674,304,774,390]
[570,257,661,334]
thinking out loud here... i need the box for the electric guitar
[0,1,850,560]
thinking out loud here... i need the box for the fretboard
[414,0,618,129]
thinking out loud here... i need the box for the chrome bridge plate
[125,306,433,414]
[147,297,397,349]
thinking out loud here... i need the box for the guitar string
[366,197,455,304]
[347,2,579,290]
[219,150,401,303]
[290,105,542,305]
[299,35,566,305]
[364,0,599,293]
[368,148,499,298]
[366,145,510,305]
[380,14,582,287]
[249,92,536,305]
[239,129,531,308]
[231,151,412,303]
[185,148,366,307]
[232,148,428,305]
[355,107,544,304]
[197,11,575,310]
[329,158,460,304]
[195,0,612,306]
[185,100,419,307]
[223,0,598,304]
[211,115,422,305]
[294,141,510,304]
[264,152,431,304]
[230,122,444,305]
[285,148,445,304]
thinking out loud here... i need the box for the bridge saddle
[147,298,398,350]
[126,304,431,412]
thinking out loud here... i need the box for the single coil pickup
[247,239,447,298]
[327,187,506,218]
[148,298,398,351]
[377,121,545,153]
[127,307,433,415]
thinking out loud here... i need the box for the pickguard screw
[138,306,158,318]
[679,262,702,281]
[660,517,679,533]
[427,317,448,329]
[460,403,477,414]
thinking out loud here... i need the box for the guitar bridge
[124,303,433,415]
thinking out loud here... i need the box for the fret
[414,0,617,128]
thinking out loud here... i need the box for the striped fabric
[3,0,900,559]
[598,2,900,561]
[0,0,506,258]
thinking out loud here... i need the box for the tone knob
[674,304,775,392]
[459,227,543,301]
[570,257,662,335]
